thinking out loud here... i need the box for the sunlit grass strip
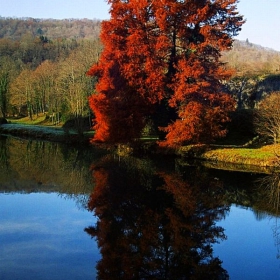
[8,114,47,125]
[201,144,280,167]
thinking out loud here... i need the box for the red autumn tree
[88,0,244,146]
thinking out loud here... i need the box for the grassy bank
[7,114,61,126]
[1,115,94,144]
[180,144,280,169]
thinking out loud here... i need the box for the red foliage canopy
[88,0,244,146]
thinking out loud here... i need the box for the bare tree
[255,92,280,143]
[57,39,101,132]
[32,60,58,116]
[0,56,18,118]
[9,69,34,118]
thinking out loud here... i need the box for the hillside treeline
[0,18,102,123]
[0,17,101,39]
[1,17,280,134]
[222,39,280,75]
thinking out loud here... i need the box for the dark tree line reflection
[0,136,106,194]
[256,173,280,215]
[255,173,280,259]
[85,155,229,279]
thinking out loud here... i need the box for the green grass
[7,114,63,127]
[201,144,280,167]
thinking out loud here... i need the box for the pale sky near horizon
[1,0,280,51]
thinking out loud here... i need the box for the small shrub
[0,118,8,124]
[62,116,92,134]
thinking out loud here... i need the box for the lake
[0,136,280,279]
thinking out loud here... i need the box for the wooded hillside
[0,17,103,123]
[0,17,101,39]
[222,39,280,75]
[0,17,280,140]
[1,17,279,75]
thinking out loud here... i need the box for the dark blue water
[1,136,280,279]
[214,205,280,279]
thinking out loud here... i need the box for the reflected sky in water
[214,205,280,280]
[0,193,99,280]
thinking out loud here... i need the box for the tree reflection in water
[256,173,280,259]
[85,155,229,279]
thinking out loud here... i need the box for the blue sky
[1,0,280,51]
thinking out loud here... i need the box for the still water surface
[0,193,99,280]
[1,136,280,279]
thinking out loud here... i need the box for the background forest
[1,17,280,138]
[0,17,102,126]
